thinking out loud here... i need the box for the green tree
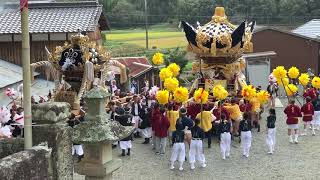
[100,0,119,13]
[163,48,189,70]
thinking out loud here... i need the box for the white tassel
[85,61,94,82]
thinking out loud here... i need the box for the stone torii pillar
[73,87,134,180]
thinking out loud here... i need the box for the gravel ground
[74,101,320,180]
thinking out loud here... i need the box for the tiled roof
[292,19,320,39]
[0,2,103,34]
[111,57,153,78]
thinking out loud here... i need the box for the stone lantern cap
[73,87,134,144]
[84,86,111,99]
[72,115,134,144]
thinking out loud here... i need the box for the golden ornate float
[181,6,255,94]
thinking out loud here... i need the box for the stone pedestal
[75,143,121,179]
[73,87,134,180]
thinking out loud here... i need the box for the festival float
[181,6,255,95]
[29,31,127,113]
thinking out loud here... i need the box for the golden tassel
[211,38,217,56]
[249,42,253,52]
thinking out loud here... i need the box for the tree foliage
[102,0,320,28]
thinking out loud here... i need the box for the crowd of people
[102,82,278,171]
[2,80,320,171]
[103,80,320,171]
[0,88,52,139]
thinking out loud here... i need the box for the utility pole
[144,0,149,49]
[20,0,32,149]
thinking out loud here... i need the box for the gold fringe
[217,34,232,54]
[196,32,210,53]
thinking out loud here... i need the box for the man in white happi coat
[131,95,142,138]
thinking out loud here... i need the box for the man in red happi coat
[153,108,170,155]
[303,85,317,101]
[187,102,201,120]
[284,99,302,143]
[151,103,161,149]
[301,96,315,136]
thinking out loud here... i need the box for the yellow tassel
[211,38,216,56]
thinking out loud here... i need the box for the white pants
[155,137,167,154]
[72,145,84,156]
[266,128,276,152]
[241,131,252,156]
[189,140,205,164]
[132,116,141,133]
[141,127,152,138]
[313,111,320,126]
[287,124,299,129]
[220,132,231,159]
[119,140,132,150]
[170,142,185,162]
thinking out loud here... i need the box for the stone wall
[33,123,73,180]
[0,138,24,159]
[0,145,52,180]
[32,102,73,180]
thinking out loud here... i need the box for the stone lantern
[73,87,134,180]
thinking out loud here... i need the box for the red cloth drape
[20,0,28,11]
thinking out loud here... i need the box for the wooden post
[144,0,149,49]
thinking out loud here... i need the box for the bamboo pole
[21,6,33,149]
[200,59,203,121]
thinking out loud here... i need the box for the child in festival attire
[284,99,302,144]
[189,118,206,169]
[218,114,232,160]
[170,121,186,171]
[266,108,276,154]
[301,97,315,136]
[239,112,252,158]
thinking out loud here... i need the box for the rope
[77,71,88,102]
[30,61,60,81]
[107,60,128,84]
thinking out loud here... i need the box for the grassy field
[104,25,187,56]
